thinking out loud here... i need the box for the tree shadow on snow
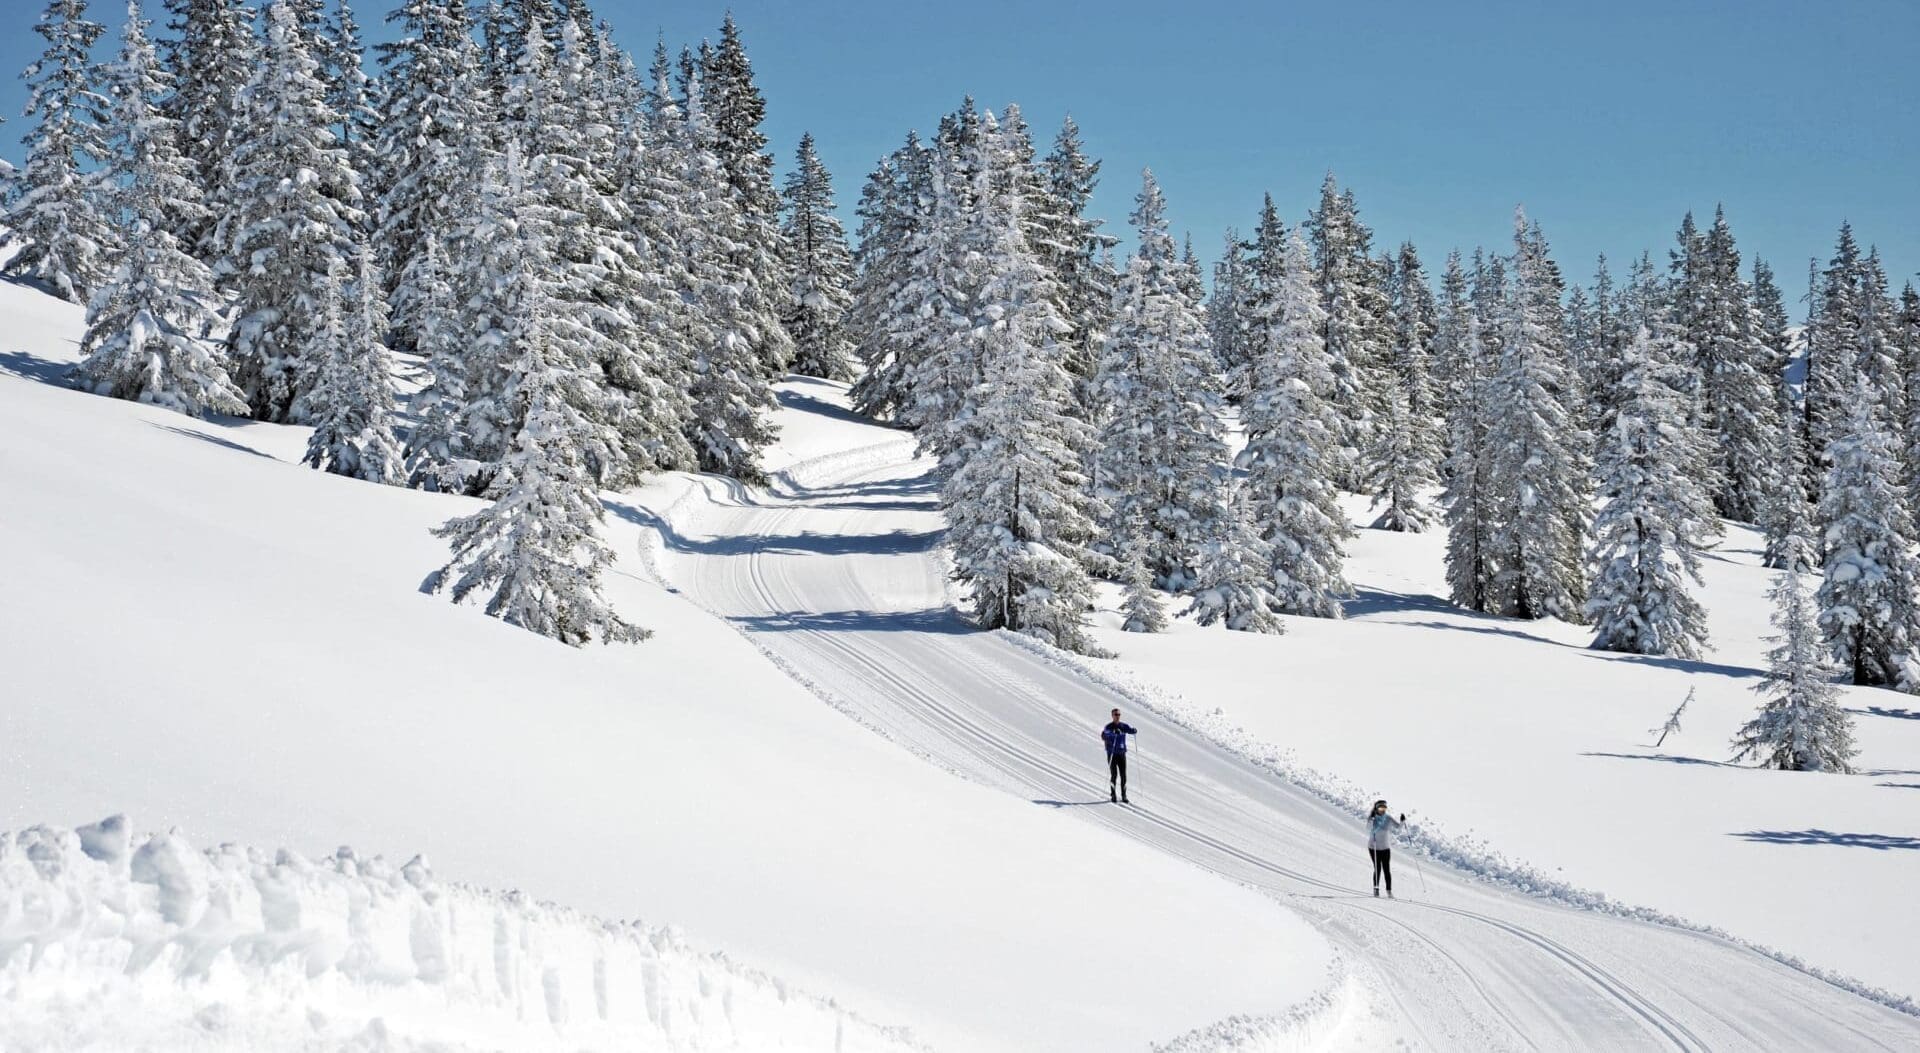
[1878,783,1920,791]
[728,608,970,635]
[1343,587,1463,619]
[1579,649,1763,683]
[1850,705,1920,722]
[775,386,878,427]
[0,348,73,384]
[151,422,276,460]
[1581,751,1736,768]
[1732,829,1920,851]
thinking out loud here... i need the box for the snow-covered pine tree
[1207,227,1255,399]
[156,0,253,258]
[1176,233,1205,308]
[1240,223,1352,618]
[1733,537,1857,772]
[1761,412,1818,573]
[779,132,856,380]
[296,238,402,482]
[1901,283,1920,502]
[1185,486,1283,633]
[1816,373,1920,691]
[1854,249,1904,431]
[1751,257,1794,391]
[217,0,362,422]
[71,0,244,419]
[1307,174,1388,484]
[941,144,1104,655]
[1443,313,1499,612]
[4,0,114,303]
[1363,241,1443,531]
[1431,249,1471,428]
[905,115,996,463]
[1803,223,1862,465]
[699,14,792,377]
[1688,208,1778,521]
[1118,531,1169,634]
[401,232,472,489]
[1093,169,1230,591]
[677,63,779,480]
[1585,326,1719,658]
[1035,115,1115,399]
[1487,208,1590,621]
[846,133,929,422]
[374,0,480,354]
[318,0,380,210]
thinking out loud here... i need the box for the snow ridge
[0,817,924,1052]
[991,629,1920,1021]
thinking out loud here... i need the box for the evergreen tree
[1761,412,1818,573]
[779,132,856,380]
[1585,326,1719,658]
[217,0,363,422]
[1487,208,1590,621]
[942,141,1104,655]
[1690,208,1778,521]
[1901,283,1920,503]
[1816,374,1920,691]
[1035,115,1115,399]
[1734,540,1857,773]
[318,0,380,207]
[71,0,244,419]
[1239,224,1352,618]
[1307,173,1388,483]
[1185,486,1283,633]
[1855,249,1903,430]
[1443,317,1499,611]
[1431,249,1472,428]
[402,232,471,489]
[1804,224,1863,464]
[1117,532,1168,634]
[699,14,792,376]
[296,239,402,482]
[1207,226,1255,399]
[157,0,253,258]
[1364,241,1443,530]
[846,133,929,421]
[1093,169,1230,591]
[4,0,113,302]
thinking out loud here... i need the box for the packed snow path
[649,439,1920,1051]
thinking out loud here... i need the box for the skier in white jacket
[1367,800,1405,897]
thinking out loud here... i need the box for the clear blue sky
[4,0,1915,298]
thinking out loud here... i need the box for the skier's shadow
[1032,798,1111,808]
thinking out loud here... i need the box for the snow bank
[0,817,921,1052]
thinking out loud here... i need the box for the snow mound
[0,818,922,1052]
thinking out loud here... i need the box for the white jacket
[1366,812,1403,850]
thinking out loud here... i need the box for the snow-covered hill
[0,277,1333,1050]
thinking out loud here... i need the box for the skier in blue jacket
[1102,708,1136,803]
[1367,800,1406,896]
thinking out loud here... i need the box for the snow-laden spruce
[427,145,642,648]
[71,0,244,419]
[1034,115,1115,400]
[1185,486,1283,634]
[941,128,1104,655]
[1585,326,1720,658]
[1207,228,1255,400]
[1307,173,1391,485]
[1361,241,1443,532]
[1093,169,1230,592]
[1118,528,1168,634]
[1677,209,1781,522]
[1761,412,1817,572]
[216,0,362,422]
[1487,209,1590,621]
[4,0,114,303]
[1734,527,1858,772]
[158,0,255,259]
[1443,315,1499,612]
[1816,373,1920,691]
[295,240,401,483]
[1238,209,1352,619]
[780,132,856,380]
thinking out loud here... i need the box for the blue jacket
[1102,722,1136,755]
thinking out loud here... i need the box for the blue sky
[4,0,1915,298]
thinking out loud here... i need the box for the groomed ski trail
[641,432,1920,1051]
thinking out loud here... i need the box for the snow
[1083,492,1920,1002]
[1,818,919,1051]
[0,275,1331,1051]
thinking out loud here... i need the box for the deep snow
[0,277,1332,1051]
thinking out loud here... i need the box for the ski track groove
[641,443,1920,1051]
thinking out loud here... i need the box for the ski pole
[1412,848,1430,896]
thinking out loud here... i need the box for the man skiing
[1367,800,1406,896]
[1102,708,1136,803]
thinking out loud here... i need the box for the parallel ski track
[663,448,1920,1052]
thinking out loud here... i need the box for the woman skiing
[1366,800,1405,897]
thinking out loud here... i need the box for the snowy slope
[0,277,1334,1051]
[627,376,1920,1047]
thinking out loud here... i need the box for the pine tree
[1734,541,1857,773]
[296,239,402,482]
[1035,115,1115,400]
[1816,374,1920,691]
[908,110,1001,463]
[1431,249,1472,430]
[374,0,480,354]
[4,0,114,303]
[1690,208,1778,521]
[401,233,472,489]
[1207,227,1255,398]
[1185,487,1283,633]
[1094,169,1230,591]
[1804,224,1863,465]
[699,14,792,376]
[1307,173,1388,484]
[1240,223,1352,618]
[780,132,856,380]
[942,140,1104,655]
[71,0,244,419]
[318,0,380,209]
[846,133,929,421]
[1487,208,1590,621]
[1118,535,1169,634]
[1585,326,1719,658]
[1901,283,1920,503]
[1364,242,1443,530]
[158,0,254,259]
[1761,412,1819,572]
[1443,317,1499,611]
[218,0,363,422]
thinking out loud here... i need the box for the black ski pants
[1108,751,1127,794]
[1369,848,1392,891]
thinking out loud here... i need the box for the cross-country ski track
[633,407,1920,1051]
